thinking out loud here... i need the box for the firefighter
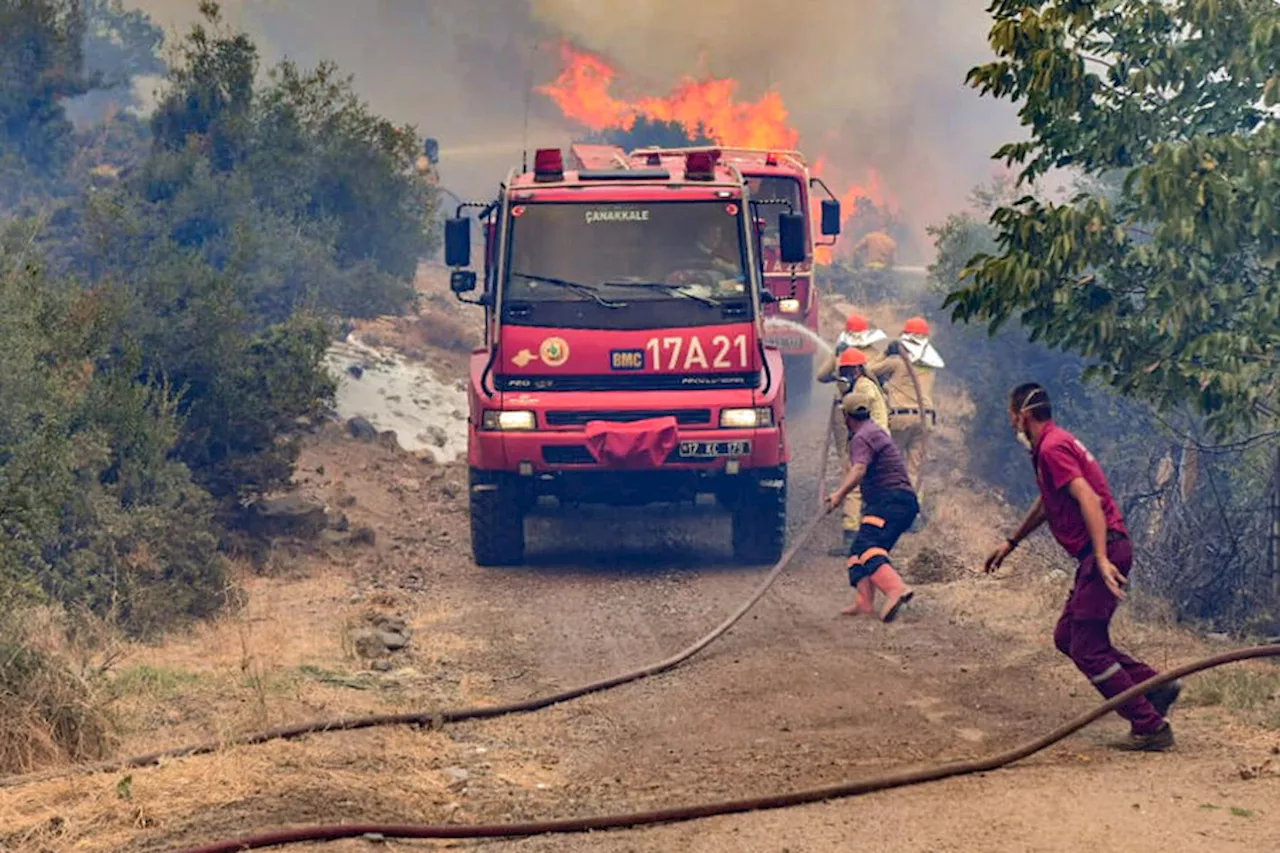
[985,383,1180,751]
[874,316,943,495]
[821,348,889,555]
[823,384,917,622]
[853,230,898,271]
[815,312,888,384]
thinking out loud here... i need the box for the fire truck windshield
[502,201,753,330]
[745,176,804,241]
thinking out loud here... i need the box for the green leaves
[954,0,1280,435]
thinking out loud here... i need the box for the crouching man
[824,386,917,622]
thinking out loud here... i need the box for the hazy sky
[124,0,1021,257]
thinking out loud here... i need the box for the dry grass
[0,614,116,776]
[0,728,459,853]
[1184,666,1280,725]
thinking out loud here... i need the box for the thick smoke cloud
[125,0,1016,258]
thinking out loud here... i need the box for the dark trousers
[1053,535,1164,734]
[846,489,918,586]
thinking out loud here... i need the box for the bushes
[0,635,114,773]
[0,2,437,643]
[0,231,230,637]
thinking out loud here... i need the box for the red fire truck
[628,147,842,410]
[444,146,808,567]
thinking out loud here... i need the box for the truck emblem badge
[512,348,538,367]
[539,337,570,367]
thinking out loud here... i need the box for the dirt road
[3,306,1278,851]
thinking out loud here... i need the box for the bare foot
[841,600,874,617]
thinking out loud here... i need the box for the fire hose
[0,510,828,790]
[171,643,1280,852]
[0,347,930,793]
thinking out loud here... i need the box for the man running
[985,383,1180,751]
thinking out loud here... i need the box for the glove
[884,339,902,357]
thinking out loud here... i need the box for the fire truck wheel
[469,470,527,567]
[731,466,787,565]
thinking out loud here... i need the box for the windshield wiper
[511,272,625,308]
[601,280,722,307]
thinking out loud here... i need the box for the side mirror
[444,217,471,267]
[450,270,477,295]
[424,137,440,165]
[821,199,841,236]
[778,212,807,264]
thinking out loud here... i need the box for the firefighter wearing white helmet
[815,312,888,384]
[873,316,944,500]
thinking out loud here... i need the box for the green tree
[590,116,713,150]
[949,0,1280,435]
[0,0,93,198]
[0,224,228,636]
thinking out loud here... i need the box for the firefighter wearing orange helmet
[873,316,944,499]
[820,346,889,555]
[815,312,888,383]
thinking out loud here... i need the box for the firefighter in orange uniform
[854,230,898,271]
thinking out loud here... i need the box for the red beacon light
[765,152,778,166]
[685,151,715,181]
[533,148,564,182]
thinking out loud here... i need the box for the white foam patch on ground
[324,335,468,462]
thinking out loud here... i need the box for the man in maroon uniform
[985,383,1180,751]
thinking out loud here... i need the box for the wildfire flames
[538,42,896,263]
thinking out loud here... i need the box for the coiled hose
[170,643,1280,852]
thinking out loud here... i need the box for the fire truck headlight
[720,407,774,429]
[482,410,537,431]
[778,298,801,314]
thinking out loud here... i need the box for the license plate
[679,440,752,459]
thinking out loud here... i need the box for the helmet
[838,348,868,368]
[903,317,930,336]
[844,313,870,333]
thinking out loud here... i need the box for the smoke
[529,0,1017,256]
[122,1,1016,257]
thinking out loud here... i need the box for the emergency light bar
[533,148,564,182]
[685,151,715,181]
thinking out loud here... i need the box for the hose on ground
[169,643,1280,852]
[0,510,829,790]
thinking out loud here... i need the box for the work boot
[840,578,876,617]
[868,565,914,623]
[1115,722,1175,752]
[1146,680,1182,719]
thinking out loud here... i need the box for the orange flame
[538,42,896,264]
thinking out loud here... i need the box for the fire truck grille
[545,409,712,427]
[497,372,759,392]
[541,445,596,465]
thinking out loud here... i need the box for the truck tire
[732,465,787,565]
[469,470,526,567]
[783,354,813,413]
